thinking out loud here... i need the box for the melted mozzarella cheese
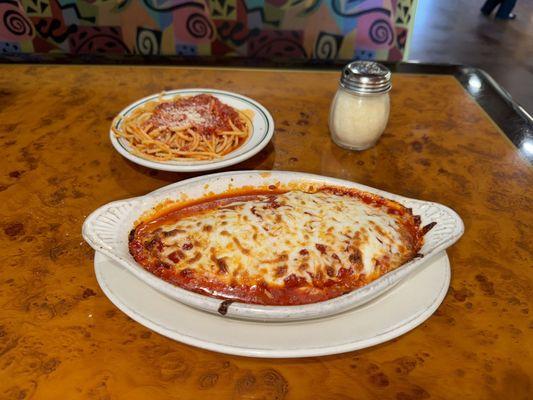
[154,191,413,286]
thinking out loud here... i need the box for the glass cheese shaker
[329,61,391,151]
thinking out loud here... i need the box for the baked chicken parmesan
[129,186,433,306]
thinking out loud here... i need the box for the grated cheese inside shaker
[329,61,391,150]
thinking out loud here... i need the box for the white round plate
[94,251,450,358]
[109,89,274,172]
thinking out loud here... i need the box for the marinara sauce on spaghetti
[113,93,252,161]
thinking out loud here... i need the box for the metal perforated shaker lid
[340,61,391,94]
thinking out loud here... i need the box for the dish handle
[82,198,142,257]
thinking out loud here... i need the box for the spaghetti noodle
[113,94,253,161]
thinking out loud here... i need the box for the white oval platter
[82,170,463,321]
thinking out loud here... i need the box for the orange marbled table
[0,65,531,399]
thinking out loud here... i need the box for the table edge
[1,56,530,162]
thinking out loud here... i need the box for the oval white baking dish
[82,170,464,322]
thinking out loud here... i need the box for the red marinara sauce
[146,94,245,136]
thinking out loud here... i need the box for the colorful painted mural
[0,0,416,61]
